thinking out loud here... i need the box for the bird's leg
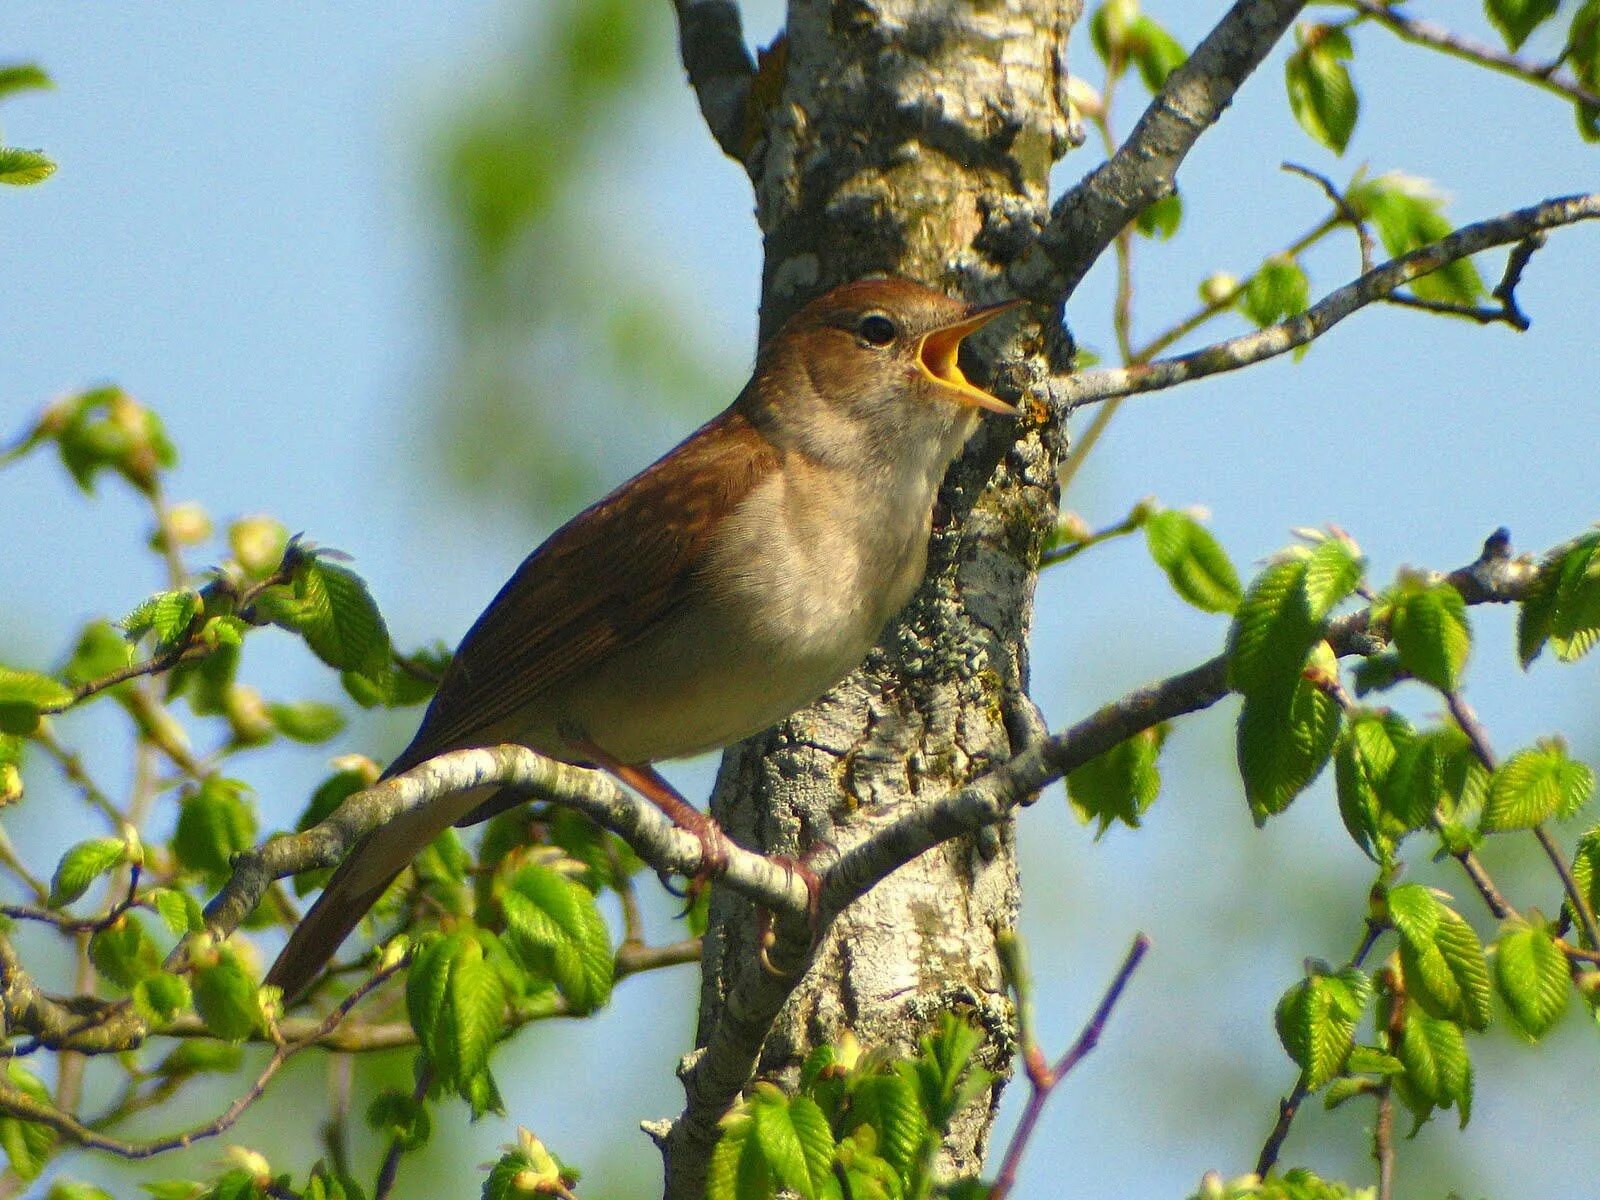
[576,742,731,890]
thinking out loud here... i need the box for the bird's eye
[858,314,897,346]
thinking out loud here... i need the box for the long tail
[264,780,490,1001]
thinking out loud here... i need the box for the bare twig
[989,935,1149,1200]
[1346,0,1600,111]
[1283,161,1374,272]
[1023,0,1310,301]
[1050,193,1600,412]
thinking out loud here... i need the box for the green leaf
[1301,535,1365,620]
[192,945,262,1040]
[1486,0,1560,49]
[1143,509,1241,613]
[62,620,136,687]
[1275,968,1369,1089]
[448,936,505,1081]
[122,589,202,654]
[1574,2,1600,139]
[0,146,56,185]
[90,912,161,989]
[173,777,257,882]
[786,1096,838,1200]
[0,1064,55,1178]
[1481,738,1595,832]
[750,1086,825,1200]
[47,1180,116,1200]
[1285,26,1359,154]
[1066,724,1166,835]
[1493,919,1570,1039]
[1236,648,1342,825]
[1227,553,1320,696]
[1344,1045,1404,1076]
[255,553,392,682]
[266,700,347,743]
[1134,189,1182,240]
[707,1113,770,1200]
[1571,827,1600,945]
[1384,725,1486,831]
[499,863,614,1013]
[1334,708,1415,861]
[1348,172,1485,305]
[1127,15,1187,92]
[847,1073,928,1179]
[149,886,206,935]
[366,1089,432,1152]
[1386,578,1471,693]
[49,836,128,907]
[0,63,53,99]
[1390,887,1492,1031]
[132,972,192,1025]
[154,1040,243,1078]
[1395,1007,1473,1129]
[0,664,75,732]
[1239,255,1310,328]
[1536,531,1600,663]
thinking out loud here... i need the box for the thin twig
[1346,0,1600,110]
[1050,193,1600,412]
[669,0,758,167]
[989,935,1149,1200]
[1283,161,1374,272]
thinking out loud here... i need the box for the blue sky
[2,4,1598,1198]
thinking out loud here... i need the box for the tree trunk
[696,0,1081,1182]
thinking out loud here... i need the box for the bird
[265,276,1023,1000]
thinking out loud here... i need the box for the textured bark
[693,0,1080,1187]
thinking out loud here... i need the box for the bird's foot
[758,846,828,977]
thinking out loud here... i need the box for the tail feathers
[265,837,400,1002]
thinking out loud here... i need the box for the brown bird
[266,277,1022,999]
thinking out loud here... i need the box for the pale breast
[561,459,936,764]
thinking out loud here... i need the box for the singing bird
[266,277,1023,999]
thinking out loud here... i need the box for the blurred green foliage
[424,0,738,518]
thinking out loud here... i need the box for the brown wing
[385,405,777,776]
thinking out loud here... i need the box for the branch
[1347,0,1600,111]
[669,0,758,168]
[1048,193,1600,412]
[1019,0,1310,301]
[660,530,1542,1197]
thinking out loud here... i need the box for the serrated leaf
[1385,725,1486,831]
[499,864,614,1013]
[0,1065,54,1179]
[49,836,127,907]
[787,1095,837,1200]
[1388,579,1471,692]
[1301,536,1364,620]
[1285,27,1359,154]
[1144,510,1241,613]
[1486,0,1560,50]
[750,1089,820,1200]
[1348,172,1485,305]
[1227,553,1320,695]
[1393,892,1491,1031]
[1494,920,1570,1039]
[847,1073,928,1179]
[1335,708,1415,861]
[149,886,206,935]
[0,146,56,185]
[193,946,262,1040]
[257,555,391,681]
[1482,738,1595,832]
[122,589,202,654]
[448,936,505,1081]
[1240,255,1309,328]
[1544,533,1600,662]
[1396,1007,1473,1129]
[1067,724,1166,835]
[406,933,460,1076]
[1236,660,1341,824]
[366,1089,432,1151]
[707,1114,768,1200]
[1275,972,1358,1090]
[63,620,136,687]
[1572,827,1600,945]
[1345,1045,1404,1076]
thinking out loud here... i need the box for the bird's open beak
[917,298,1025,417]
